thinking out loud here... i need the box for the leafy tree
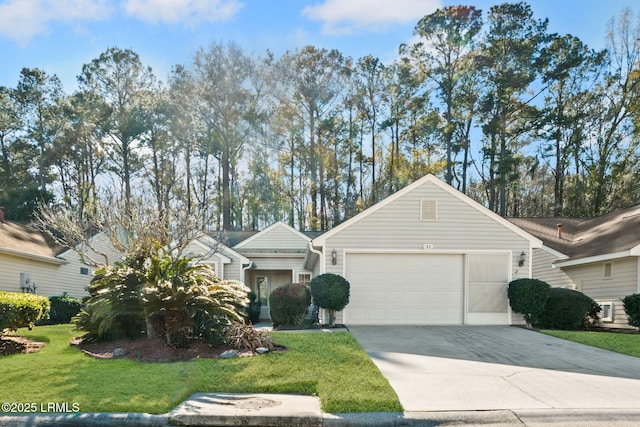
[78,47,157,209]
[15,68,63,192]
[402,5,482,187]
[537,35,605,216]
[476,2,550,215]
[275,46,347,230]
[190,41,261,231]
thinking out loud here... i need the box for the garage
[343,251,512,325]
[344,253,465,325]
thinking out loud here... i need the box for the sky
[0,0,639,92]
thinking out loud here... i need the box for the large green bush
[622,293,640,328]
[507,278,550,326]
[41,295,83,325]
[0,291,50,335]
[536,287,597,330]
[269,283,311,328]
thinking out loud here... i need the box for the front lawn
[0,325,401,414]
[541,329,640,358]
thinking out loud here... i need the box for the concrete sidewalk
[4,394,640,426]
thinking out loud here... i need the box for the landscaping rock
[112,347,126,358]
[255,347,270,354]
[220,349,238,359]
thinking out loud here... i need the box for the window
[420,199,438,221]
[80,267,89,276]
[599,302,614,322]
[298,273,311,285]
[603,262,613,279]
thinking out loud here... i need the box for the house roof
[312,174,543,248]
[0,221,66,264]
[507,204,640,264]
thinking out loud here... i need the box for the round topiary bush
[269,283,311,328]
[507,278,550,326]
[309,273,350,326]
[537,287,597,330]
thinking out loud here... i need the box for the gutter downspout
[242,260,255,284]
[308,240,324,275]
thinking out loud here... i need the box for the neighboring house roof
[211,230,260,247]
[508,204,640,266]
[192,235,251,265]
[312,174,543,247]
[0,221,66,265]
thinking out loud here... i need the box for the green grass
[0,325,401,414]
[541,329,640,358]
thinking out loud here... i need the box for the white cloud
[0,0,113,44]
[302,0,442,35]
[124,0,244,27]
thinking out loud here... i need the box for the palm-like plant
[74,253,147,341]
[142,250,250,347]
[74,246,250,347]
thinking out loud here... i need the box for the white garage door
[344,253,464,325]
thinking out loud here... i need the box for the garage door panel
[345,253,464,325]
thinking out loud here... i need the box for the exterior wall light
[518,250,526,267]
[331,249,337,265]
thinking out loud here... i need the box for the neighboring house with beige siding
[509,206,640,328]
[0,219,120,298]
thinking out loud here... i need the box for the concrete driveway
[350,326,640,412]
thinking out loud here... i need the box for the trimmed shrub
[507,278,550,326]
[269,283,311,328]
[622,293,640,328]
[309,273,350,312]
[310,273,350,326]
[0,291,50,335]
[42,295,83,325]
[537,287,597,330]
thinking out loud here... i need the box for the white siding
[250,256,308,272]
[325,181,532,275]
[565,258,638,329]
[532,247,574,288]
[236,223,309,250]
[183,240,245,283]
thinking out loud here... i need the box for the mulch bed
[71,336,286,363]
[0,336,47,356]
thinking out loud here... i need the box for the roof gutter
[554,248,640,268]
[0,248,68,265]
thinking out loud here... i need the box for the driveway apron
[349,326,640,412]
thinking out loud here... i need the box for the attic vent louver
[420,199,438,221]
